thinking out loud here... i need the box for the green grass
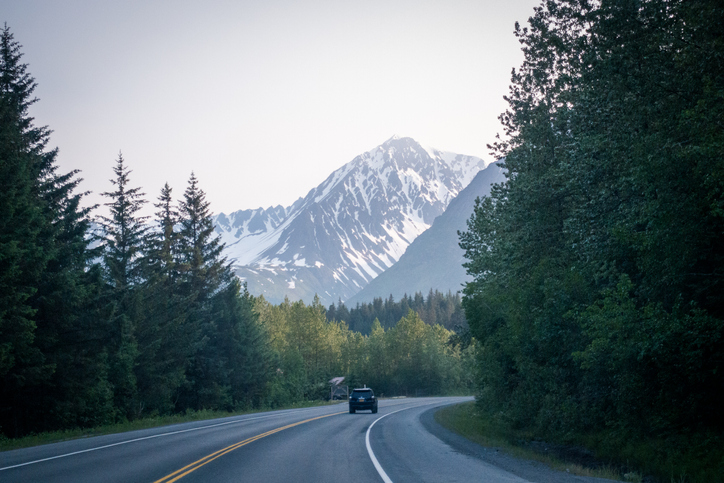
[435,402,724,483]
[0,400,340,453]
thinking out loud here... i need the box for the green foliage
[170,174,273,413]
[98,153,149,290]
[575,275,724,435]
[0,25,45,384]
[460,0,724,479]
[0,24,113,437]
[326,289,466,333]
[97,152,149,419]
[258,300,476,401]
[133,183,188,416]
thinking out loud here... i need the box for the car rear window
[351,389,373,397]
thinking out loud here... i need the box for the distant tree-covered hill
[327,289,466,335]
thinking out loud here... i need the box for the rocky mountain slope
[214,136,487,305]
[345,161,505,305]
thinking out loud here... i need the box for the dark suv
[349,388,378,414]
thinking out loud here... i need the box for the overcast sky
[4,0,539,216]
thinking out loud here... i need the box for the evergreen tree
[460,1,724,469]
[150,183,178,278]
[134,183,189,415]
[175,173,231,409]
[213,280,271,409]
[0,24,50,418]
[0,25,108,436]
[98,152,148,290]
[177,173,226,301]
[98,153,148,419]
[326,291,464,333]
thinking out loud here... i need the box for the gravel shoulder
[421,406,620,483]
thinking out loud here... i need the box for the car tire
[372,405,378,414]
[349,408,355,414]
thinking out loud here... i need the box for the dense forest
[0,25,473,439]
[459,0,723,478]
[259,297,474,403]
[326,290,466,334]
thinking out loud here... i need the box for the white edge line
[365,403,433,483]
[0,406,330,472]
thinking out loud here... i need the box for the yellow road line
[153,411,345,483]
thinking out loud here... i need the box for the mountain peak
[215,136,488,305]
[385,134,401,143]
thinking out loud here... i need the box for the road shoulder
[420,405,618,483]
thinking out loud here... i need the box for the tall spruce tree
[150,183,178,280]
[173,173,273,410]
[175,173,231,409]
[99,153,148,289]
[177,173,226,302]
[0,25,49,422]
[98,153,148,419]
[0,25,108,436]
[134,183,189,415]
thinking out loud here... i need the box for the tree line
[259,296,475,403]
[0,23,272,435]
[326,290,466,334]
[0,26,475,439]
[459,0,723,476]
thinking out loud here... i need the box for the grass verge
[435,401,626,481]
[0,400,339,453]
[435,402,724,483]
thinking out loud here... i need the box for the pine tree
[134,183,189,415]
[0,23,48,397]
[98,153,148,419]
[150,183,178,279]
[175,173,231,409]
[0,25,108,436]
[177,172,226,301]
[213,280,271,409]
[99,152,148,290]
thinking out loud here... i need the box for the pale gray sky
[4,0,539,216]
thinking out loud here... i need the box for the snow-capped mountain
[214,136,488,305]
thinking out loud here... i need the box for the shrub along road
[0,397,616,482]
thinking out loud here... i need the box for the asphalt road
[0,397,615,482]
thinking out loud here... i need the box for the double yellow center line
[154,411,345,483]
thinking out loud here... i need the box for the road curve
[0,397,614,482]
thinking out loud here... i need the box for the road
[0,397,614,482]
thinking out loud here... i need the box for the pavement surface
[0,397,618,482]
